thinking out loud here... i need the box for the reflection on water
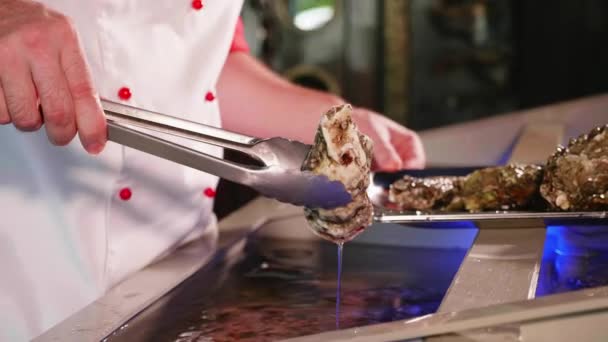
[106,237,468,342]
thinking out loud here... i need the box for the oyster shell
[541,125,608,211]
[460,164,543,211]
[387,164,543,212]
[389,176,463,211]
[387,124,608,213]
[302,104,374,243]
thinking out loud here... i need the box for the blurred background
[216,0,608,217]
[240,0,608,131]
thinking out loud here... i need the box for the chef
[0,0,425,340]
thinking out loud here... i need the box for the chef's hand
[352,108,426,172]
[0,0,106,154]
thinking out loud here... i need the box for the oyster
[460,164,543,211]
[389,176,463,211]
[541,125,608,211]
[387,164,543,212]
[302,104,374,243]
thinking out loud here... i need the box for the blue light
[547,225,608,256]
[544,225,562,254]
[537,225,608,297]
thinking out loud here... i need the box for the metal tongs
[102,100,351,209]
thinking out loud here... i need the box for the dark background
[241,0,608,130]
[513,0,608,109]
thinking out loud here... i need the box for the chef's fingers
[369,117,402,172]
[29,53,77,146]
[0,83,10,124]
[372,144,402,172]
[352,107,403,171]
[0,58,41,132]
[60,22,106,154]
[392,130,426,170]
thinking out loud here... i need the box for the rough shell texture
[302,104,374,244]
[389,176,463,211]
[460,164,544,211]
[387,164,543,212]
[541,125,608,211]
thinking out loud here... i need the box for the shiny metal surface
[374,208,608,224]
[102,100,351,209]
[438,223,545,313]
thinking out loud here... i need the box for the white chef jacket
[0,1,244,340]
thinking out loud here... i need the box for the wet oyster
[302,104,374,243]
[389,176,463,211]
[460,164,543,211]
[387,164,543,212]
[541,125,608,211]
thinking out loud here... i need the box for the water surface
[106,236,468,341]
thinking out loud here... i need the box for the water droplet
[336,243,344,329]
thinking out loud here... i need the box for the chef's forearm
[217,52,343,144]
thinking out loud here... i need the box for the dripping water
[336,242,344,329]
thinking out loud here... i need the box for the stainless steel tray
[369,168,608,225]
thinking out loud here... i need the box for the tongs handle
[102,99,262,161]
[108,122,262,182]
[102,99,263,186]
[101,100,352,209]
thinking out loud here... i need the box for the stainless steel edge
[283,286,608,342]
[374,209,608,224]
[437,222,546,313]
[107,122,259,186]
[102,99,258,147]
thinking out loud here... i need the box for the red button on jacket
[192,0,203,10]
[205,91,215,102]
[118,87,132,101]
[203,187,216,198]
[119,188,132,201]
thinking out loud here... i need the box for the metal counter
[36,197,608,341]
